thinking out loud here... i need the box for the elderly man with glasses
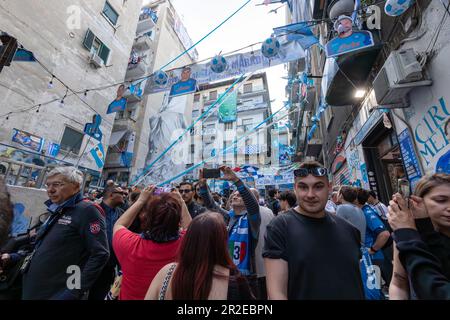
[22,167,109,300]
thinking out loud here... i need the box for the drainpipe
[390,109,426,175]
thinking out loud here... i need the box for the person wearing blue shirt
[169,66,197,97]
[357,188,392,288]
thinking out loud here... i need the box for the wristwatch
[370,246,378,253]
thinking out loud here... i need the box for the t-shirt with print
[263,209,364,300]
[362,205,387,260]
[113,228,184,300]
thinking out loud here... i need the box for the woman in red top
[113,186,191,300]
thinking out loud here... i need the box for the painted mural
[410,96,450,174]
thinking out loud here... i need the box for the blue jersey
[362,205,386,260]
[228,211,252,275]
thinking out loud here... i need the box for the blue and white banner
[120,132,135,168]
[273,21,319,50]
[46,142,60,158]
[90,143,105,169]
[144,39,307,95]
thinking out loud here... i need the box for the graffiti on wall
[413,97,450,173]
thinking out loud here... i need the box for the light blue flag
[90,143,105,169]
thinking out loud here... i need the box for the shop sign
[398,129,423,190]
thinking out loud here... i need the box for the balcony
[125,61,147,81]
[323,32,382,106]
[104,152,123,168]
[305,137,323,158]
[113,116,136,131]
[136,9,157,36]
[133,33,154,52]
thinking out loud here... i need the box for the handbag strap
[158,263,177,300]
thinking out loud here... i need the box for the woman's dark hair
[141,193,181,241]
[129,190,141,204]
[339,185,358,203]
[279,191,297,207]
[356,188,370,206]
[171,212,238,299]
[0,179,13,247]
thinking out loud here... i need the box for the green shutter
[98,44,110,64]
[83,29,95,50]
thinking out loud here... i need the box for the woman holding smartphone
[388,173,450,299]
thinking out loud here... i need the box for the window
[192,109,200,119]
[225,122,233,131]
[194,94,200,102]
[243,83,253,94]
[60,127,84,154]
[83,29,111,64]
[190,144,195,154]
[102,1,119,26]
[209,90,217,101]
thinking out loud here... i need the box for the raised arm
[113,186,154,235]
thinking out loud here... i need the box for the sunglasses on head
[294,167,328,177]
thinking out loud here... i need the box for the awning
[108,130,127,146]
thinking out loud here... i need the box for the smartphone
[397,178,410,198]
[203,168,221,179]
[154,187,171,195]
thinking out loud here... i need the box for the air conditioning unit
[373,48,432,106]
[89,52,104,68]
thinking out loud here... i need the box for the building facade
[0,0,142,185]
[182,73,273,185]
[103,0,197,186]
[285,0,449,204]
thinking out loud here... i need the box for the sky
[144,0,289,112]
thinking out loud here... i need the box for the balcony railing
[137,9,158,36]
[133,33,154,52]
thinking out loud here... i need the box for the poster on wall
[11,128,44,153]
[360,163,370,189]
[398,129,423,189]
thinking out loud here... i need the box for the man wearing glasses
[22,167,109,300]
[178,182,206,219]
[89,185,127,300]
[263,161,365,299]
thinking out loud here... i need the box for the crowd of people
[0,161,449,300]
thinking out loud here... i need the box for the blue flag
[90,143,105,169]
[273,22,319,50]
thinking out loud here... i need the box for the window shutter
[98,44,110,64]
[83,29,95,50]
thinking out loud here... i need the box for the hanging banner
[84,114,103,142]
[144,39,307,95]
[46,142,60,158]
[107,85,128,114]
[90,143,105,169]
[325,30,375,58]
[169,66,198,97]
[218,91,237,123]
[120,132,135,168]
[11,128,44,153]
[273,21,319,49]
